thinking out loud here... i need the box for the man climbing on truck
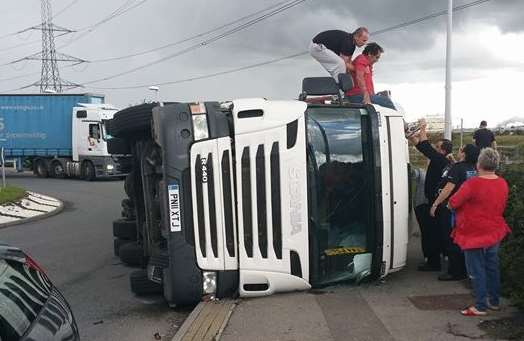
[309,27,369,82]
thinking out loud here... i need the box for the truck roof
[74,103,118,110]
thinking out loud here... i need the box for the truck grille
[190,138,237,271]
[240,142,283,261]
[190,137,285,271]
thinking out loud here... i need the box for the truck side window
[89,124,101,140]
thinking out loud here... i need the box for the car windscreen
[306,106,376,286]
[0,259,51,340]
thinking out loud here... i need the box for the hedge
[500,164,524,309]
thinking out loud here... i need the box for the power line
[83,0,492,90]
[372,0,492,35]
[88,52,308,90]
[57,0,149,50]
[82,0,306,85]
[0,0,144,56]
[89,0,299,63]
[52,0,82,19]
[1,0,493,93]
[0,71,39,83]
[0,0,80,41]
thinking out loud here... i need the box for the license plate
[168,184,181,232]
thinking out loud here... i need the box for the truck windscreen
[101,120,111,140]
[306,106,376,286]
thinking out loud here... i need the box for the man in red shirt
[346,43,395,110]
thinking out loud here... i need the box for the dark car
[0,243,79,341]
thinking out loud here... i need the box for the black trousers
[415,203,441,267]
[436,204,467,278]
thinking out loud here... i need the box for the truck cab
[70,104,122,179]
[109,78,409,306]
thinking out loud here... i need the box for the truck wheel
[124,172,136,199]
[82,161,96,181]
[35,159,49,178]
[113,218,137,240]
[107,137,131,155]
[114,238,132,257]
[108,103,157,139]
[121,199,136,220]
[119,242,145,267]
[130,270,162,296]
[50,160,65,178]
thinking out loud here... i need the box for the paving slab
[222,293,334,341]
[215,234,518,341]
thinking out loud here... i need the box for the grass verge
[0,186,27,205]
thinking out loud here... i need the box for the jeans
[309,41,346,83]
[464,243,501,311]
[347,94,396,110]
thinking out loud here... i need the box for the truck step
[173,300,236,341]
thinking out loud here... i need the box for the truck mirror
[337,74,353,92]
[76,110,87,118]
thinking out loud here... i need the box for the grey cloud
[1,0,522,109]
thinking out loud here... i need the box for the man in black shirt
[473,120,496,149]
[409,123,453,271]
[430,144,480,281]
[309,27,369,82]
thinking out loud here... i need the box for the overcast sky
[1,0,522,127]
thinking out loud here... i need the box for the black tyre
[34,159,49,178]
[130,269,162,296]
[119,242,144,267]
[82,161,96,181]
[121,198,134,210]
[116,156,134,174]
[113,238,132,257]
[49,160,65,178]
[121,199,136,220]
[107,137,131,155]
[113,218,137,240]
[108,103,157,139]
[124,172,137,199]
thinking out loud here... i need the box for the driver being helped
[346,42,395,110]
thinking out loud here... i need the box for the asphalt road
[0,171,190,341]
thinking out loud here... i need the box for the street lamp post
[444,0,453,140]
[0,138,6,188]
[148,86,162,107]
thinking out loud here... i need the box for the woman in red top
[448,148,511,316]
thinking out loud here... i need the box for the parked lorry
[0,94,128,180]
[108,76,410,306]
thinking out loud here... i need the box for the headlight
[192,114,209,140]
[202,271,217,294]
[106,164,114,170]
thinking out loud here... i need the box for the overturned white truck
[107,77,410,306]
